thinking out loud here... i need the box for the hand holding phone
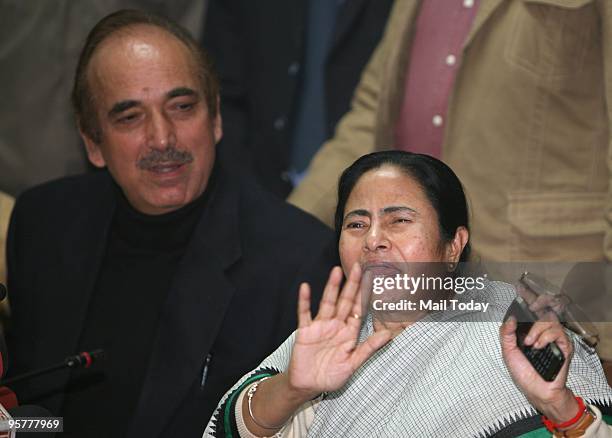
[503,296,565,382]
[500,303,580,428]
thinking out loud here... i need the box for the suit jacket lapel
[375,0,421,149]
[375,0,505,148]
[128,169,241,437]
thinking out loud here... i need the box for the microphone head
[65,350,105,369]
[0,284,7,302]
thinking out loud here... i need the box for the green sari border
[223,372,276,438]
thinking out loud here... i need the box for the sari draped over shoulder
[205,281,612,437]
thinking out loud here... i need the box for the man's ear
[446,226,469,263]
[80,127,107,168]
[213,97,222,144]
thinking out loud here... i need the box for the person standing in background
[202,0,393,198]
[288,0,612,372]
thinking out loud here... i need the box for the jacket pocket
[505,0,597,80]
[508,191,605,260]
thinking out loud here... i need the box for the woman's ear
[446,226,469,263]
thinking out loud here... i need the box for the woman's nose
[364,226,390,252]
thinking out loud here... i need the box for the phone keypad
[522,344,563,381]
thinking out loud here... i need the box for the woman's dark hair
[334,151,471,262]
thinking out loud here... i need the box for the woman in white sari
[205,151,612,437]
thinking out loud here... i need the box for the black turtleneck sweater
[61,184,210,436]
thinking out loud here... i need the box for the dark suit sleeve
[5,196,35,379]
[202,0,250,169]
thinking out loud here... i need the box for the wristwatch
[548,404,596,438]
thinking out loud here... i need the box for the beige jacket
[289,0,612,263]
[0,191,14,325]
[0,191,13,285]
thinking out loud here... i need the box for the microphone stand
[0,350,104,386]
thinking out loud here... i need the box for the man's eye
[345,222,366,229]
[393,218,411,224]
[175,102,195,111]
[117,113,139,124]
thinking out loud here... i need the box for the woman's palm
[287,265,391,395]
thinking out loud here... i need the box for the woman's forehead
[347,167,425,205]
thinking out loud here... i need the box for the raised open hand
[287,264,392,398]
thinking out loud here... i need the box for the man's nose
[147,111,177,149]
[364,225,390,252]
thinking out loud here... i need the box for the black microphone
[0,350,105,386]
[0,284,7,302]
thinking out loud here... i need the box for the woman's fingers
[500,317,533,369]
[531,322,573,386]
[530,324,574,361]
[500,316,519,352]
[524,320,555,346]
[347,285,364,330]
[297,282,312,328]
[532,325,564,349]
[553,328,574,359]
[524,319,571,349]
[317,266,343,320]
[522,320,574,384]
[336,263,362,322]
[316,264,363,322]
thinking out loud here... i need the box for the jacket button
[288,62,300,75]
[274,117,287,130]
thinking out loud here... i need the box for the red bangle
[542,396,586,432]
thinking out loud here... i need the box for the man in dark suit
[5,10,336,437]
[203,0,393,198]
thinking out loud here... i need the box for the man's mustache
[137,146,194,170]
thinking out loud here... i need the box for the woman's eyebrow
[380,206,417,215]
[344,209,370,221]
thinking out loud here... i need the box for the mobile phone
[504,296,565,382]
